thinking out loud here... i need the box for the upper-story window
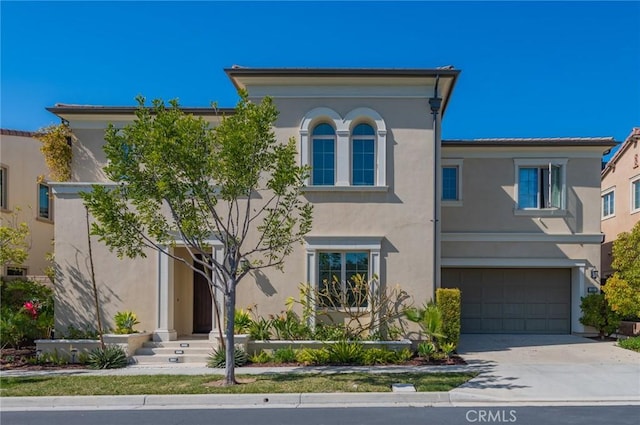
[631,176,640,214]
[311,123,336,186]
[351,123,375,186]
[442,159,463,205]
[300,107,387,190]
[602,188,615,219]
[38,182,52,221]
[514,159,567,213]
[0,166,7,210]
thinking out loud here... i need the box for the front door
[192,256,212,333]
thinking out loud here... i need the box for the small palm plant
[405,302,445,347]
[114,311,140,334]
[441,342,456,364]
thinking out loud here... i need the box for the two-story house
[45,67,613,338]
[600,127,640,280]
[0,129,55,283]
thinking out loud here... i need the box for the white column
[377,130,387,186]
[571,266,586,333]
[154,248,177,341]
[299,130,310,186]
[306,249,317,328]
[336,130,350,186]
[369,248,381,332]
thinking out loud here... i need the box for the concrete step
[131,354,210,364]
[143,340,216,348]
[133,339,218,365]
[136,347,212,356]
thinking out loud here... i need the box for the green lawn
[0,372,476,396]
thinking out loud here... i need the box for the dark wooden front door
[193,256,212,333]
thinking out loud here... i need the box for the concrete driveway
[450,334,640,404]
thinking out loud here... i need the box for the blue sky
[2,1,639,151]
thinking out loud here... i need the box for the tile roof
[443,137,616,147]
[0,129,39,137]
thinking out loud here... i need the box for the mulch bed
[2,347,466,371]
[0,346,87,371]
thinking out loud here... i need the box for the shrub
[249,350,272,364]
[207,347,248,368]
[312,323,353,341]
[296,348,330,366]
[87,345,128,369]
[249,317,272,340]
[63,325,99,339]
[36,349,74,366]
[441,342,456,362]
[605,222,640,319]
[273,346,298,363]
[0,279,54,347]
[417,342,437,360]
[392,348,414,364]
[362,348,396,365]
[0,309,32,348]
[579,293,621,338]
[618,336,640,352]
[436,288,461,348]
[271,310,312,340]
[604,275,640,320]
[325,340,364,364]
[234,309,253,335]
[405,302,445,346]
[114,311,140,334]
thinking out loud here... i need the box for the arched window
[312,123,336,186]
[351,123,375,186]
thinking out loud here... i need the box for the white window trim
[631,175,640,215]
[601,186,616,220]
[305,236,382,323]
[37,182,53,222]
[300,107,387,189]
[513,158,568,216]
[442,159,463,207]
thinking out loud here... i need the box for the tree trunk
[223,278,237,385]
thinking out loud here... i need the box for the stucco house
[45,67,613,340]
[600,127,640,279]
[0,129,54,283]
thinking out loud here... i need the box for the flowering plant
[23,300,40,319]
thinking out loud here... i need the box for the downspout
[429,76,443,292]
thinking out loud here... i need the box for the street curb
[0,392,453,410]
[2,392,639,411]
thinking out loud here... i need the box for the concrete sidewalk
[2,335,639,410]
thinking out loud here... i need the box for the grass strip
[0,372,476,396]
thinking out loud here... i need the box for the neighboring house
[45,67,613,338]
[0,129,55,282]
[600,127,640,279]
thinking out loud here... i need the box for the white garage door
[442,268,571,334]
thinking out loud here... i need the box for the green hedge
[436,288,461,349]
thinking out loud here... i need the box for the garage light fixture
[590,268,599,280]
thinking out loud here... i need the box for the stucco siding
[0,133,54,279]
[442,156,603,236]
[601,136,640,277]
[52,192,157,334]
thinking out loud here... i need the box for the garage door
[441,268,571,334]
